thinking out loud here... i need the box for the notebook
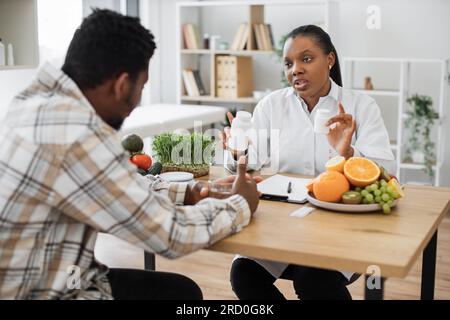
[257,174,311,204]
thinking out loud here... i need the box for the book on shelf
[182,23,200,50]
[266,24,275,50]
[253,23,264,51]
[182,69,195,96]
[192,70,206,96]
[231,23,252,51]
[250,23,274,51]
[230,23,245,51]
[182,69,206,97]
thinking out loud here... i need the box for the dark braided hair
[286,25,342,86]
[62,9,156,90]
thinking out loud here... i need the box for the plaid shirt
[0,63,251,300]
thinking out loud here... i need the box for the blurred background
[1,0,449,186]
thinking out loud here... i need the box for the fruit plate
[306,193,398,213]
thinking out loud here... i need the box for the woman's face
[283,36,335,98]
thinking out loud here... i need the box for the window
[37,0,83,67]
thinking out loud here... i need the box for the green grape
[375,196,382,203]
[362,198,369,204]
[365,185,372,192]
[380,186,387,193]
[379,201,386,206]
[380,179,387,187]
[387,199,394,207]
[382,204,391,214]
[386,186,394,194]
[371,184,379,191]
[374,190,382,197]
[367,199,375,204]
[361,190,369,197]
[365,194,374,202]
[381,193,390,202]
[391,191,400,199]
[354,187,362,192]
[374,180,380,187]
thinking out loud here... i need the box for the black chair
[279,266,361,286]
[144,252,156,271]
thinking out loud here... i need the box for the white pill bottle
[228,111,252,152]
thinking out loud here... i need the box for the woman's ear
[327,51,336,70]
[113,72,131,101]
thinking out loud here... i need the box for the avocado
[121,134,144,153]
[148,162,163,176]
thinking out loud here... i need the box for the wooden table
[146,166,450,300]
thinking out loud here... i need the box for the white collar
[284,78,341,102]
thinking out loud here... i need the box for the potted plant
[404,94,439,179]
[151,132,215,177]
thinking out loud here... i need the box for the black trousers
[107,268,203,300]
[230,258,352,300]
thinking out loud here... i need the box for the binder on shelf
[215,55,253,98]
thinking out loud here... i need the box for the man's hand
[184,181,209,205]
[231,156,260,213]
[184,173,263,205]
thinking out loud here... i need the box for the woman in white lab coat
[221,25,395,300]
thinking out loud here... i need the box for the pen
[287,181,292,194]
[260,194,289,201]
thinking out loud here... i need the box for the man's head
[62,9,156,130]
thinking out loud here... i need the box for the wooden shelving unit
[342,57,449,186]
[0,0,39,70]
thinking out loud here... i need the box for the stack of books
[216,55,253,98]
[182,69,206,97]
[182,23,201,50]
[230,23,274,51]
[253,23,274,51]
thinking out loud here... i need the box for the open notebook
[257,174,312,204]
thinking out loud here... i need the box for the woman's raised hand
[325,102,357,159]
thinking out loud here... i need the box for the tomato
[130,154,152,170]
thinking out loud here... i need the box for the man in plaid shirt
[0,9,260,300]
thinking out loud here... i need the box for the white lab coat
[225,78,396,280]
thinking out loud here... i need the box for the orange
[305,179,315,193]
[325,155,346,173]
[343,157,380,187]
[313,171,350,203]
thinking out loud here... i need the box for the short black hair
[62,9,156,90]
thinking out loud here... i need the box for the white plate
[159,172,194,182]
[306,193,398,213]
